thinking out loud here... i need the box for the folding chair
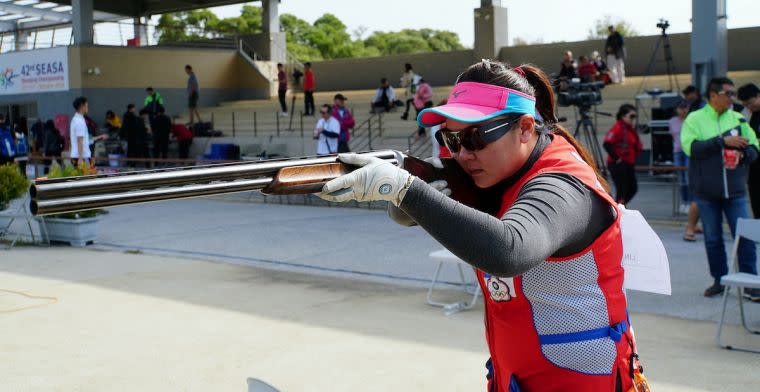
[0,194,48,250]
[715,218,760,353]
[427,249,480,315]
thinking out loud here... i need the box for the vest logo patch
[484,274,516,302]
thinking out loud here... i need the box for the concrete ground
[2,248,759,392]
[2,196,760,391]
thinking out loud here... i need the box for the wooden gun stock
[262,163,352,195]
[263,155,481,208]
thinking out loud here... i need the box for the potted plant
[37,162,103,247]
[0,163,29,229]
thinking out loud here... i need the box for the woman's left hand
[317,153,412,206]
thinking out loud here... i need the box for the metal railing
[407,128,431,157]
[350,112,380,151]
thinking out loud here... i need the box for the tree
[156,8,465,61]
[587,16,638,40]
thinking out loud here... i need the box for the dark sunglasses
[718,90,737,98]
[436,116,521,153]
[626,113,637,119]
[320,110,329,114]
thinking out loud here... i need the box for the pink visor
[417,82,536,127]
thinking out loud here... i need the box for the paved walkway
[2,249,759,391]
[3,192,760,390]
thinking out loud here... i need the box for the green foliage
[45,162,102,219]
[588,16,639,40]
[156,7,464,60]
[156,6,263,44]
[0,164,28,209]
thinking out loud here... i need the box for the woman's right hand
[428,180,452,197]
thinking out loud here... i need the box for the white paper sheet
[619,207,672,295]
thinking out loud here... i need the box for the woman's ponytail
[518,64,610,192]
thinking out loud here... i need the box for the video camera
[656,19,670,32]
[557,79,605,109]
[292,68,303,85]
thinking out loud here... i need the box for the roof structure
[0,0,257,34]
[52,1,257,18]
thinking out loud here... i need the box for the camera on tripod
[557,79,605,108]
[656,19,670,32]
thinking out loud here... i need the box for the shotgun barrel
[30,150,398,216]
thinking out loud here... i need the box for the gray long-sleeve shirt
[390,133,616,277]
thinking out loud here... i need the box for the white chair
[427,249,480,315]
[716,218,760,353]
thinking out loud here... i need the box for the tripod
[573,105,609,176]
[637,21,679,95]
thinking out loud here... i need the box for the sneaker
[400,112,409,120]
[704,282,725,297]
[742,288,760,301]
[679,204,690,215]
[280,112,289,117]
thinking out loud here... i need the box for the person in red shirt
[303,62,316,116]
[170,119,193,159]
[604,104,642,204]
[577,55,598,82]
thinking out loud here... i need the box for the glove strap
[395,174,415,206]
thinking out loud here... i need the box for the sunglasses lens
[441,127,486,153]
[441,131,461,153]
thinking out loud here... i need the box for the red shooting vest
[477,136,635,392]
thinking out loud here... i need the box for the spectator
[142,86,164,122]
[13,117,29,175]
[681,77,759,299]
[42,119,63,173]
[557,51,577,91]
[591,51,612,85]
[105,110,122,140]
[577,55,598,82]
[371,78,396,113]
[276,63,288,116]
[314,104,340,155]
[84,114,108,159]
[170,118,193,160]
[151,105,171,161]
[604,104,642,204]
[738,83,760,218]
[413,77,433,138]
[683,85,706,113]
[400,63,420,120]
[605,25,626,84]
[303,62,316,116]
[669,99,701,241]
[123,103,149,168]
[29,119,43,153]
[331,94,355,153]
[0,114,14,166]
[69,96,91,166]
[185,65,202,125]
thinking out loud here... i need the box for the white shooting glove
[318,153,413,206]
[428,180,451,197]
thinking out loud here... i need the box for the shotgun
[29,150,481,216]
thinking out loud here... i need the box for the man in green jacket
[681,77,760,299]
[142,86,164,122]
